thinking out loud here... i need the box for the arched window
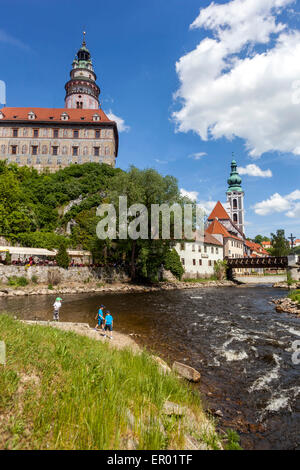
[233,199,238,209]
[233,213,238,223]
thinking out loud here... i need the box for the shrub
[164,249,184,280]
[7,276,29,287]
[47,270,61,286]
[214,259,227,280]
[31,275,38,284]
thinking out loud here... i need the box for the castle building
[226,159,245,234]
[0,34,118,171]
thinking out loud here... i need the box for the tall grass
[0,315,217,450]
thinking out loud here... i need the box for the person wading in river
[95,305,105,331]
[53,297,62,321]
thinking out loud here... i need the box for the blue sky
[1,0,300,239]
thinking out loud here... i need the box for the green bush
[164,249,184,280]
[7,276,29,287]
[288,290,300,304]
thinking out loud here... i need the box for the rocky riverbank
[272,297,300,316]
[0,279,235,297]
[273,281,300,289]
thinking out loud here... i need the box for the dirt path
[22,320,140,353]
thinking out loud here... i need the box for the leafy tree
[56,242,70,269]
[254,235,270,244]
[269,230,290,256]
[164,249,184,280]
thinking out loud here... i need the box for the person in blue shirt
[104,310,114,339]
[94,305,105,331]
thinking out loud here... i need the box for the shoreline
[0,279,236,297]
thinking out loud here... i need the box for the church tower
[226,159,245,234]
[64,32,100,109]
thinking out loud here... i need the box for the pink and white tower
[64,32,100,109]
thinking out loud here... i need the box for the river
[0,285,299,450]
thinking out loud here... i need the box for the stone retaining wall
[0,265,130,284]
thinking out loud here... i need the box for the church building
[0,34,118,171]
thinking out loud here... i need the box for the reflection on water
[0,286,299,450]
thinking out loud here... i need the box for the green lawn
[0,315,229,450]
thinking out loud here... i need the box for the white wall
[175,241,223,278]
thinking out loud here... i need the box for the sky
[0,0,300,239]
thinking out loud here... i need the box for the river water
[0,285,299,450]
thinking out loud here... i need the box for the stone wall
[0,265,130,284]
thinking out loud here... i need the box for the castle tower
[226,159,245,234]
[64,32,100,109]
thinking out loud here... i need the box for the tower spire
[64,34,100,109]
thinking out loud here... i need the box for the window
[193,259,196,266]
[204,246,207,253]
[199,259,202,266]
[33,129,39,138]
[181,258,185,266]
[180,242,185,251]
[32,146,38,155]
[72,147,78,156]
[233,199,238,209]
[11,145,17,155]
[211,247,214,253]
[233,213,238,223]
[53,129,59,138]
[13,128,18,137]
[94,147,100,156]
[57,158,62,165]
[73,130,79,138]
[95,129,100,138]
[198,246,201,253]
[192,244,195,252]
[52,146,58,156]
[208,260,212,266]
[76,102,83,109]
[216,248,219,254]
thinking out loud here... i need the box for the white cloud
[0,29,30,50]
[253,189,300,216]
[198,200,218,215]
[238,164,272,177]
[180,188,199,201]
[155,159,168,164]
[189,152,207,160]
[172,0,300,157]
[107,111,130,133]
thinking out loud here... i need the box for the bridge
[225,255,300,282]
[225,256,288,269]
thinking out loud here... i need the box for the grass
[288,290,300,304]
[0,315,226,450]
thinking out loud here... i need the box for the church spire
[64,34,100,109]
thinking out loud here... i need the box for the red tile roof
[207,201,230,220]
[206,219,237,240]
[0,107,112,123]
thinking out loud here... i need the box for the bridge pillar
[287,254,300,281]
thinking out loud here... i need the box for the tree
[56,242,70,269]
[107,166,182,281]
[164,249,184,280]
[214,259,227,280]
[269,230,290,256]
[254,235,270,245]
